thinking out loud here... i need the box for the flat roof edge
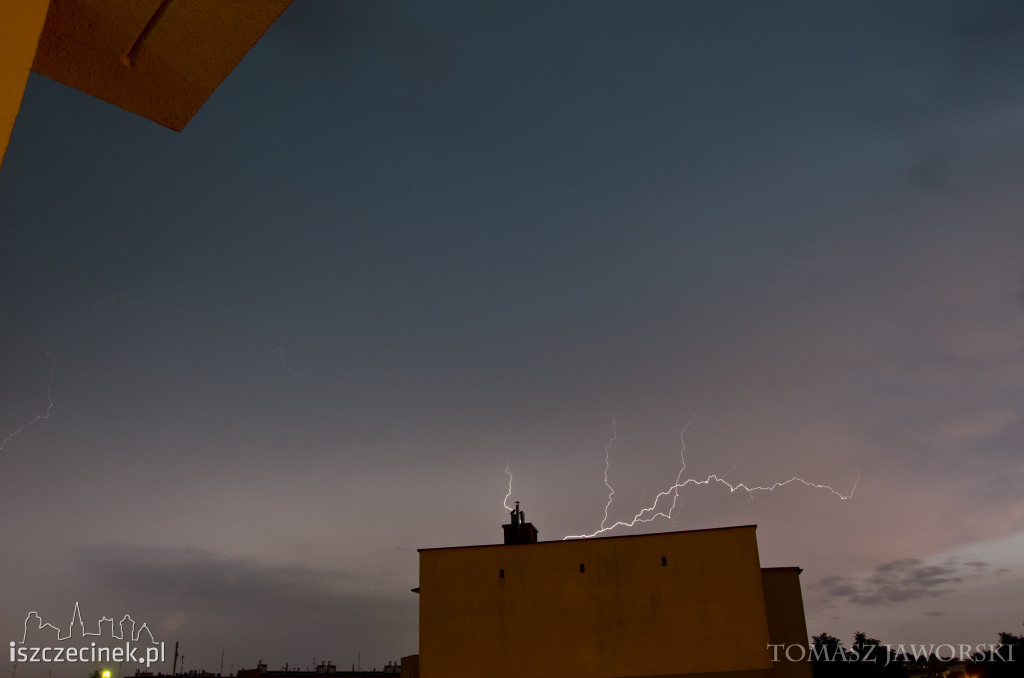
[417,524,759,552]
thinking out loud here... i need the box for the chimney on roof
[502,500,539,545]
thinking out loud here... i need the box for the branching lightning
[564,418,859,540]
[0,334,59,454]
[0,300,132,456]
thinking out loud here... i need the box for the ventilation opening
[579,563,585,573]
[499,568,504,579]
[661,556,667,566]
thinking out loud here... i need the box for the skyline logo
[10,602,165,668]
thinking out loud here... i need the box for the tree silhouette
[811,631,907,678]
[812,632,850,678]
[850,631,906,678]
[969,632,1022,678]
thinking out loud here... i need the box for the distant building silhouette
[234,660,400,678]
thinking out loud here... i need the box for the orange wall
[0,0,50,171]
[419,526,777,678]
[3,0,292,171]
[761,569,814,678]
[31,0,292,131]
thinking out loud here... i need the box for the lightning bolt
[1,297,295,458]
[564,419,858,540]
[503,464,514,513]
[662,415,698,526]
[0,333,59,454]
[600,418,617,530]
[0,299,132,456]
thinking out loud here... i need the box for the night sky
[2,1,1024,673]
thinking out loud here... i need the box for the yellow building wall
[419,526,777,678]
[3,0,292,170]
[0,0,50,171]
[761,569,814,678]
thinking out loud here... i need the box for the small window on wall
[499,569,504,579]
[662,556,668,566]
[579,563,585,573]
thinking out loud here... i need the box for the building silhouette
[2,0,292,170]
[235,660,401,678]
[405,510,812,678]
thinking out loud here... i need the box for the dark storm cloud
[818,559,993,607]
[954,1,1024,43]
[68,544,418,666]
[4,0,1024,666]
[75,544,397,614]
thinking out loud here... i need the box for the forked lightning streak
[563,419,858,540]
